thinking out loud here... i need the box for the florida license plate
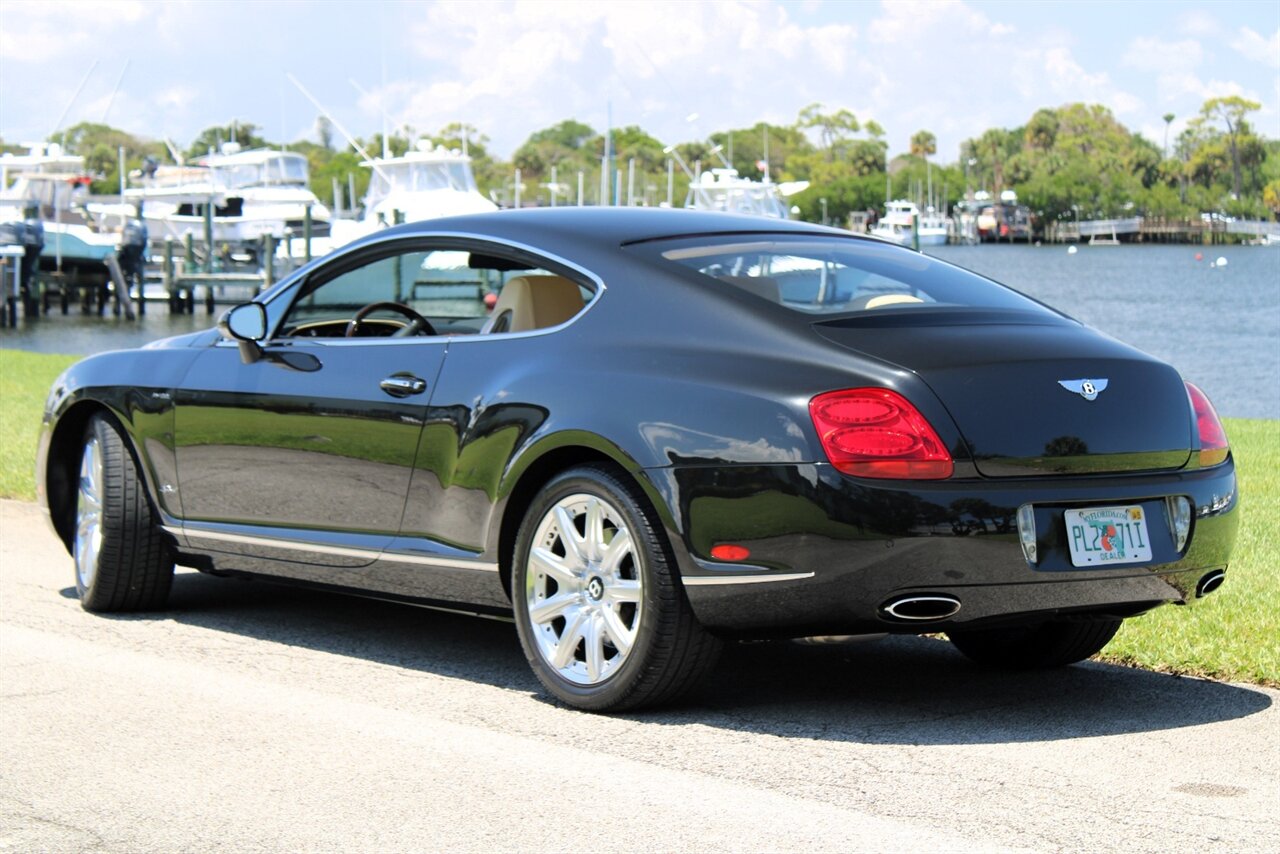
[1065,506,1153,567]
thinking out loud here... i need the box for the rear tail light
[810,388,953,479]
[1186,383,1229,467]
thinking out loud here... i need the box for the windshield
[213,164,260,190]
[214,155,308,189]
[687,186,787,218]
[635,235,1057,317]
[370,162,477,196]
[263,155,308,185]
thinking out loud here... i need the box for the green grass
[2,348,1277,685]
[1100,418,1279,687]
[0,350,77,500]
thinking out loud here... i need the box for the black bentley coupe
[37,209,1239,710]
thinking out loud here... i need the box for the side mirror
[218,303,267,364]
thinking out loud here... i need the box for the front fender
[37,349,204,549]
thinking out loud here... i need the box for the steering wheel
[344,301,436,338]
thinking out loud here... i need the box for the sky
[1,0,1277,164]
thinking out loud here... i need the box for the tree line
[5,95,1276,225]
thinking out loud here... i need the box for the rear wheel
[74,414,174,612]
[512,465,721,711]
[947,618,1122,669]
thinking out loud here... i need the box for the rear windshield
[632,235,1056,317]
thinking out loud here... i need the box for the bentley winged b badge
[1058,378,1109,401]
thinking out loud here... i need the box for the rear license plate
[1065,506,1152,567]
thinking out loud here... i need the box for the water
[2,244,1277,418]
[928,244,1280,419]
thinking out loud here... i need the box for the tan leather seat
[481,275,584,334]
[849,294,921,311]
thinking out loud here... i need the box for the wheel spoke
[551,608,588,669]
[530,547,579,590]
[600,528,632,575]
[604,579,641,605]
[528,592,576,625]
[553,505,586,568]
[584,497,605,562]
[601,607,634,656]
[584,615,605,682]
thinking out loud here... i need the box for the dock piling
[263,235,275,293]
[163,238,178,313]
[202,205,213,274]
[304,206,313,263]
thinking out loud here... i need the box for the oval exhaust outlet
[880,594,962,622]
[1195,570,1225,598]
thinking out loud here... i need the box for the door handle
[380,375,427,397]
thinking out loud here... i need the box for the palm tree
[1162,113,1175,160]
[909,130,937,160]
[910,131,938,208]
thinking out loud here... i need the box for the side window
[280,248,437,338]
[276,243,595,339]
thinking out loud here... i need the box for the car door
[172,242,447,567]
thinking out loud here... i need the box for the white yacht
[870,200,949,246]
[682,168,806,219]
[325,140,497,249]
[127,144,332,248]
[0,143,119,272]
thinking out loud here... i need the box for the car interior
[276,249,591,339]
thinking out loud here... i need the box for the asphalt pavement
[2,498,1276,852]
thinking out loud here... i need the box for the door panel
[173,338,444,564]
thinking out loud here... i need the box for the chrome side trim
[181,527,378,559]
[176,527,497,572]
[379,552,500,572]
[683,572,814,586]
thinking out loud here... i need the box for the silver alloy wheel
[74,436,104,590]
[524,493,642,685]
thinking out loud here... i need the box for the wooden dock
[1047,217,1280,244]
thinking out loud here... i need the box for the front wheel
[947,618,1122,669]
[74,414,174,611]
[512,465,721,711]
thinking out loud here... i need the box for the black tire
[947,618,1122,669]
[512,464,721,712]
[73,414,174,612]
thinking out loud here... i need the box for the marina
[3,242,1275,421]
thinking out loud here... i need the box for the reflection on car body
[37,209,1238,711]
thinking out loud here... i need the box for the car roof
[371,207,866,250]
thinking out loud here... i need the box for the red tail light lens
[810,388,953,479]
[1186,382,1229,467]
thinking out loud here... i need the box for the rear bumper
[653,458,1239,636]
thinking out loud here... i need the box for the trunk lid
[813,310,1193,477]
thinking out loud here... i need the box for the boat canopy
[211,153,310,190]
[686,170,789,218]
[369,160,479,197]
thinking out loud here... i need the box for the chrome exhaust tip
[1195,570,1225,598]
[880,594,962,622]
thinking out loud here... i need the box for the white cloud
[1230,27,1280,69]
[867,0,1009,45]
[1040,46,1142,115]
[1178,10,1222,37]
[1,0,1276,173]
[156,86,198,112]
[0,0,145,62]
[1123,36,1203,72]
